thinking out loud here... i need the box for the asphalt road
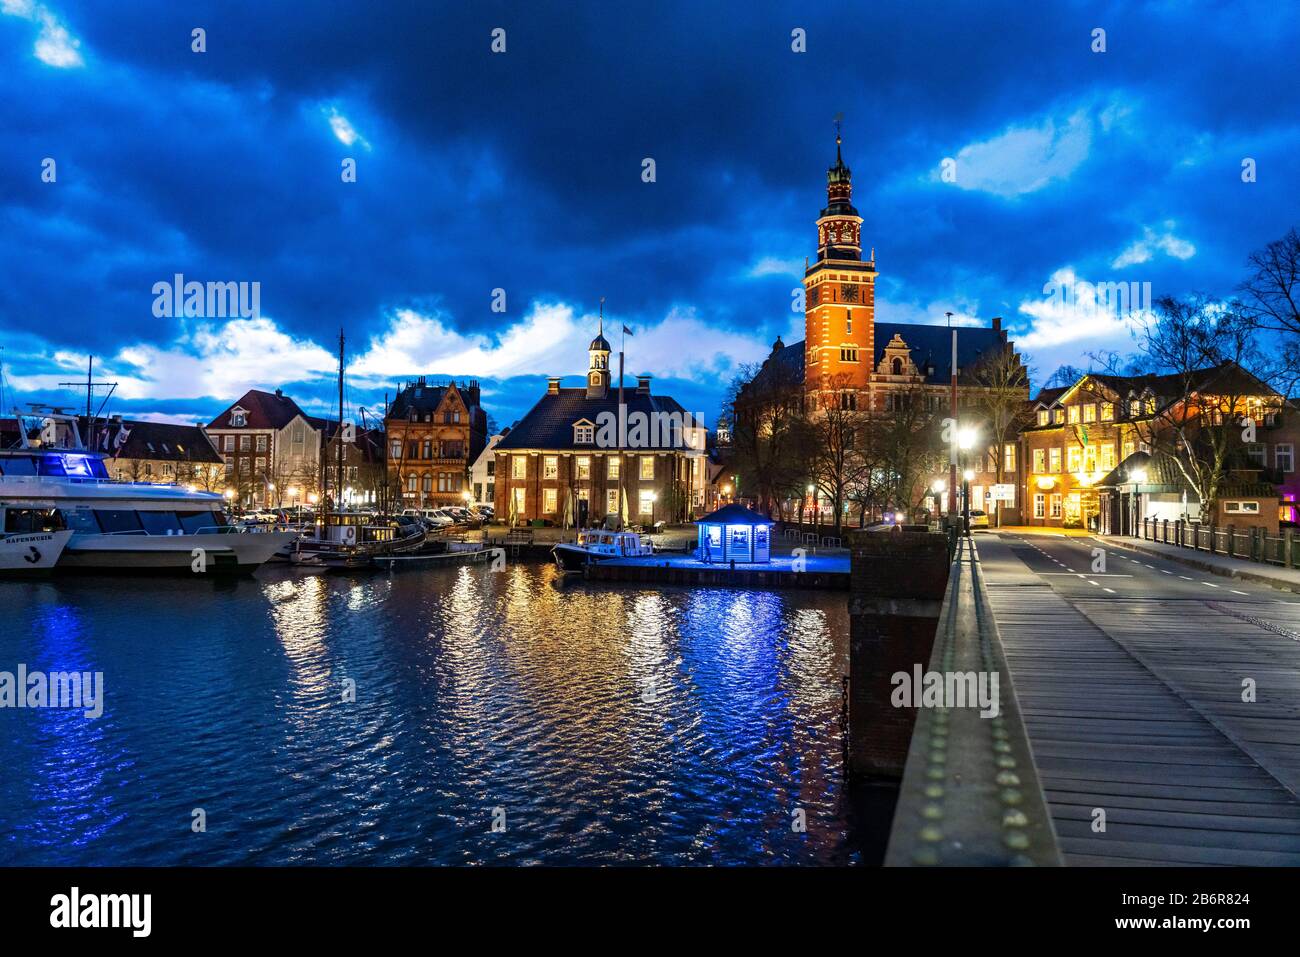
[989,532,1300,604]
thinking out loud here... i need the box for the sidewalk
[1099,534,1300,595]
[983,524,1094,538]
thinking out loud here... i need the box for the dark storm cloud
[0,0,1297,423]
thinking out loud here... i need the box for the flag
[622,325,633,336]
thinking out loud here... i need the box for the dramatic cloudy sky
[1,1,1297,427]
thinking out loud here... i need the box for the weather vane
[834,111,844,140]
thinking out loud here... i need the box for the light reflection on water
[0,561,862,865]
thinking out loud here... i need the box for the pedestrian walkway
[978,534,1300,866]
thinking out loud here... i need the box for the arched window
[891,357,903,376]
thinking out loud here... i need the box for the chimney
[275,388,283,398]
[547,376,561,395]
[991,316,1001,331]
[636,375,652,395]
[417,375,427,388]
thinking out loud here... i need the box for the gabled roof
[206,389,310,430]
[495,387,692,451]
[387,379,482,419]
[81,416,222,463]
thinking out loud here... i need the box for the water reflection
[0,562,859,865]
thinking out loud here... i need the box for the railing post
[1226,524,1235,558]
[1287,528,1295,569]
[1209,523,1216,554]
[1175,519,1183,548]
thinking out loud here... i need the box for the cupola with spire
[816,119,864,263]
[587,299,611,398]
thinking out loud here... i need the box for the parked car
[425,509,455,527]
[968,509,990,530]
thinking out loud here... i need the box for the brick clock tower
[804,126,876,406]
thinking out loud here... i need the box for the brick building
[493,327,707,526]
[384,378,488,508]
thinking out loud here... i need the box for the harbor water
[0,560,867,865]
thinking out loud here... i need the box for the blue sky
[1,0,1298,428]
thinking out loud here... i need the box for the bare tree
[1132,295,1284,518]
[806,373,871,535]
[726,357,807,519]
[968,346,1032,526]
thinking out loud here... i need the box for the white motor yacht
[0,411,297,574]
[552,528,654,572]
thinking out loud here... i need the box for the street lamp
[287,486,300,524]
[649,490,658,528]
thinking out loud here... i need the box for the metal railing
[885,536,1062,866]
[1139,517,1300,568]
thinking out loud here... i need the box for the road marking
[1088,579,1101,587]
[1230,590,1248,596]
[1202,582,1220,588]
[1161,570,1173,575]
[1103,587,1116,593]
[1179,576,1192,580]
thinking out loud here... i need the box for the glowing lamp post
[958,427,978,535]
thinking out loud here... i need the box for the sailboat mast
[336,329,345,512]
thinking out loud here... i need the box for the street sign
[990,484,1016,502]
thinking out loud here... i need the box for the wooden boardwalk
[978,535,1300,866]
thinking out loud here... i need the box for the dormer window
[231,411,247,427]
[574,420,595,444]
[1037,410,1049,426]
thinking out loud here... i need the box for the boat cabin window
[177,511,223,534]
[60,509,100,533]
[94,509,144,534]
[140,511,185,535]
[0,455,39,476]
[36,453,109,479]
[4,508,66,533]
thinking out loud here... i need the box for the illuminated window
[1034,494,1045,519]
[607,456,621,480]
[1033,449,1046,473]
[1037,410,1049,426]
[1049,494,1063,519]
[576,456,591,479]
[512,456,527,479]
[543,488,557,513]
[1068,406,1081,424]
[1053,409,1065,424]
[638,489,655,514]
[1278,444,1294,473]
[1100,444,1116,471]
[1100,402,1114,421]
[1003,444,1016,472]
[544,456,558,479]
[1049,448,1062,473]
[1067,447,1082,472]
[1082,404,1096,423]
[640,456,655,480]
[606,489,619,516]
[513,488,525,513]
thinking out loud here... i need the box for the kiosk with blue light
[695,503,774,564]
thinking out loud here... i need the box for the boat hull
[0,530,74,575]
[55,530,299,575]
[552,543,605,572]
